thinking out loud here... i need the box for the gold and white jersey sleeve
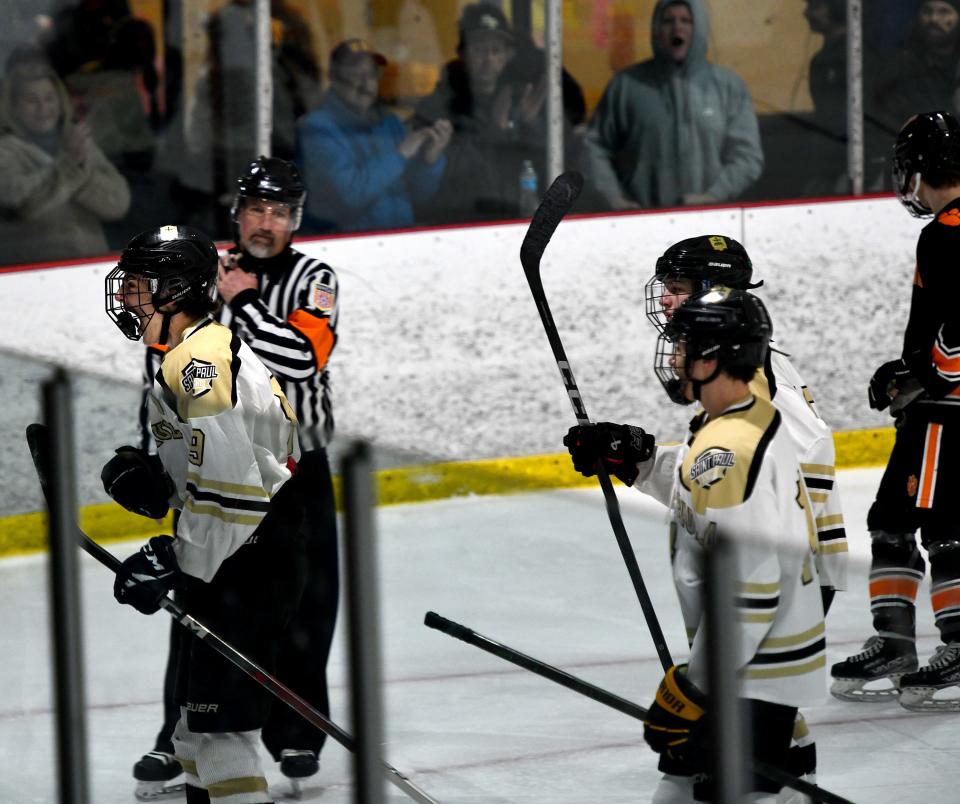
[147,318,299,582]
[672,396,826,708]
[754,347,849,591]
[634,441,685,507]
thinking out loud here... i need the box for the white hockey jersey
[635,394,827,708]
[753,345,848,591]
[146,318,300,582]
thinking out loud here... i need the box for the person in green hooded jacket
[583,0,763,211]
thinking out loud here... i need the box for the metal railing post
[43,369,89,804]
[704,533,749,803]
[255,0,273,157]
[342,440,385,804]
[846,0,864,194]
[545,0,564,185]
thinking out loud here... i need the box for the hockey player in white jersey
[564,288,827,802]
[102,225,304,804]
[643,235,844,792]
[645,234,848,608]
[131,157,341,796]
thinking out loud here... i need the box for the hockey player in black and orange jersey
[831,111,960,711]
[103,226,305,804]
[565,288,826,801]
[131,158,340,797]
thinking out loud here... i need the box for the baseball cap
[458,3,513,45]
[330,38,387,69]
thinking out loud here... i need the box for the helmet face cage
[653,287,771,403]
[232,156,306,231]
[105,265,159,340]
[106,226,219,340]
[653,331,695,405]
[893,140,933,218]
[644,272,710,333]
[645,237,754,332]
[892,111,960,218]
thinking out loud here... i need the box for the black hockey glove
[101,446,174,519]
[643,664,709,769]
[563,423,655,486]
[868,359,912,412]
[114,535,182,615]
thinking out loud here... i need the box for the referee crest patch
[690,448,735,489]
[181,358,218,398]
[310,281,335,311]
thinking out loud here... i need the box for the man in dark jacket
[413,2,585,224]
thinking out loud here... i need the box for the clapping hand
[513,75,547,126]
[421,119,452,164]
[62,120,92,169]
[397,127,432,160]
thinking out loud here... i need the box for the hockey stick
[424,612,854,804]
[519,172,673,672]
[26,424,438,804]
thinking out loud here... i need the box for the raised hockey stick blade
[520,171,583,274]
[519,176,673,672]
[425,612,854,804]
[26,424,437,804]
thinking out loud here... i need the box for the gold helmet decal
[708,236,728,251]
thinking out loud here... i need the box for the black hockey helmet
[892,111,960,217]
[645,235,759,332]
[654,286,772,405]
[232,155,306,230]
[106,225,219,340]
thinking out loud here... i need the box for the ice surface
[2,469,958,803]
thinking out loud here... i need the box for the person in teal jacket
[583,0,763,211]
[295,39,451,233]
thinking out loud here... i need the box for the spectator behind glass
[802,0,887,194]
[412,2,586,224]
[583,0,763,210]
[207,0,323,227]
[295,39,450,233]
[875,1,960,142]
[0,56,130,265]
[43,0,131,78]
[65,15,169,249]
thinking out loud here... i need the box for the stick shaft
[425,612,854,804]
[27,424,437,804]
[519,175,673,671]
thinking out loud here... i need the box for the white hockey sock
[195,729,268,804]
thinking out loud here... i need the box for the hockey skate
[830,635,918,701]
[278,749,318,799]
[898,642,960,711]
[133,751,185,801]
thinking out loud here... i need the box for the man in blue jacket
[295,39,450,233]
[583,0,763,210]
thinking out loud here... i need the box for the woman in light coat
[0,57,130,266]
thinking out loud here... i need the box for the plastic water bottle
[518,159,539,216]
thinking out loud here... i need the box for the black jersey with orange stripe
[901,198,960,415]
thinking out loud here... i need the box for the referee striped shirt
[142,245,339,453]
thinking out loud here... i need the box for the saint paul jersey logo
[181,358,218,397]
[690,448,736,489]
